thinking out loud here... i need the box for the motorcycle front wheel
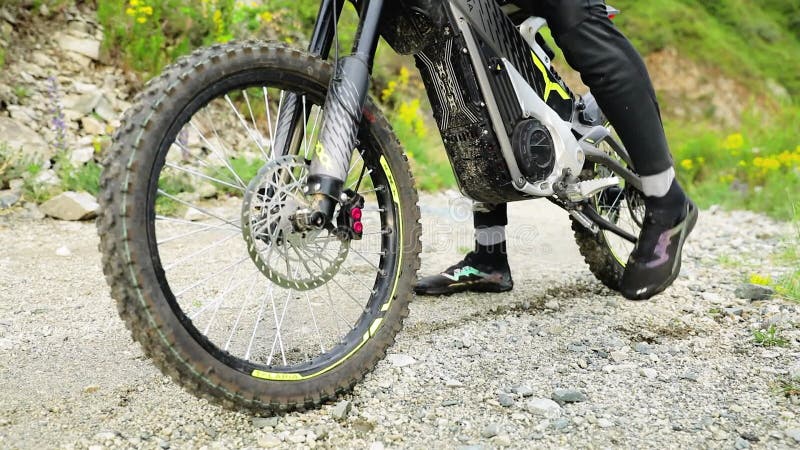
[97,41,421,413]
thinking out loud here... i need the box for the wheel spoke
[225,94,269,161]
[189,120,247,188]
[165,162,245,192]
[157,189,242,229]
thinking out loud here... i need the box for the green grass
[615,0,800,97]
[772,205,800,302]
[667,105,800,220]
[753,325,789,347]
[779,379,800,398]
[58,160,102,196]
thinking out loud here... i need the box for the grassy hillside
[614,0,800,97]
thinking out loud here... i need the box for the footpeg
[566,177,620,202]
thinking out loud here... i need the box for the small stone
[498,393,514,407]
[734,437,750,449]
[597,418,614,428]
[94,95,118,122]
[739,431,759,442]
[184,208,206,222]
[525,398,562,418]
[81,116,106,135]
[252,417,279,428]
[492,435,512,446]
[639,368,658,379]
[330,400,351,421]
[511,385,534,397]
[0,190,20,209]
[55,31,100,60]
[70,147,96,165]
[789,364,800,381]
[544,300,560,310]
[55,246,72,257]
[680,371,699,382]
[634,342,652,354]
[441,399,460,407]
[197,183,217,199]
[9,179,23,191]
[445,378,463,387]
[481,423,500,438]
[83,385,100,394]
[551,388,587,404]
[40,191,100,221]
[735,283,775,301]
[552,418,570,430]
[386,353,416,368]
[369,442,385,450]
[287,431,306,444]
[786,428,800,443]
[94,431,117,441]
[257,434,282,448]
[724,307,744,317]
[610,350,627,362]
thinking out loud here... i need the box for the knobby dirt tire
[96,41,421,413]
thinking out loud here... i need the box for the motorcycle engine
[511,119,556,183]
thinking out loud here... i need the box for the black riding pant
[474,0,673,229]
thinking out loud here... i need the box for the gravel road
[1,193,799,449]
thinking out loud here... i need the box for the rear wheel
[97,41,421,413]
[572,125,645,291]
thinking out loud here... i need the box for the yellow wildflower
[126,7,136,16]
[680,159,694,170]
[130,0,140,6]
[139,6,153,15]
[381,80,398,103]
[723,133,744,150]
[260,11,273,23]
[399,66,410,86]
[749,274,771,286]
[137,16,147,23]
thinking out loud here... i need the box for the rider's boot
[621,178,698,300]
[415,241,513,296]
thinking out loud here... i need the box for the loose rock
[498,393,514,407]
[386,353,416,368]
[735,283,775,301]
[252,417,279,428]
[481,423,500,438]
[639,368,658,379]
[526,398,562,418]
[330,400,351,421]
[552,389,587,404]
[0,190,20,209]
[40,191,100,221]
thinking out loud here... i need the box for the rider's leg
[473,202,509,268]
[414,203,513,296]
[528,0,697,300]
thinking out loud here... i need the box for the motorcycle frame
[301,0,640,234]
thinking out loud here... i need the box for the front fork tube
[306,0,384,224]
[271,0,345,159]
